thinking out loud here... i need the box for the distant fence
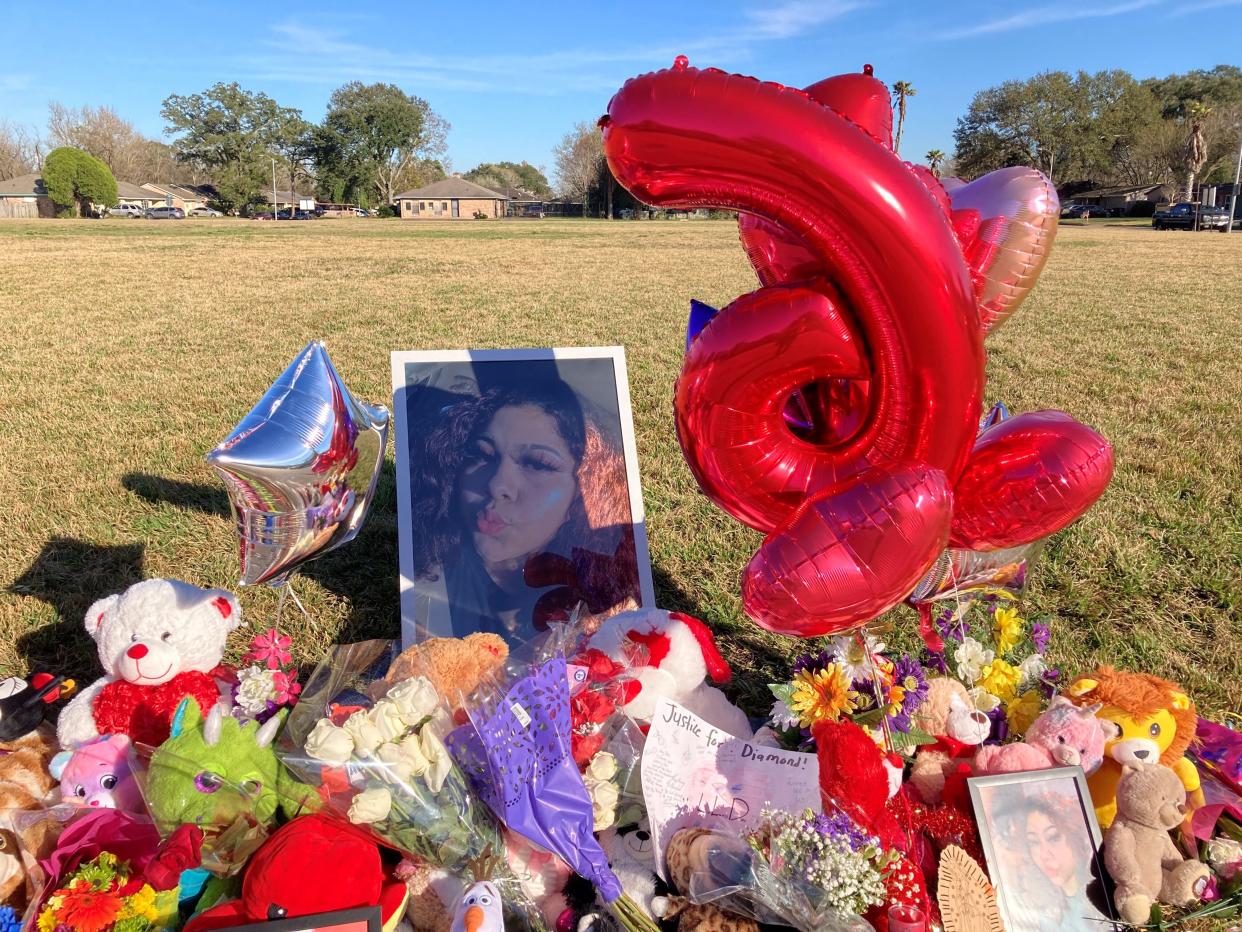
[0,201,39,219]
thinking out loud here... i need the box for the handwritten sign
[641,697,820,879]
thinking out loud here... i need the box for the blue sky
[2,0,1239,182]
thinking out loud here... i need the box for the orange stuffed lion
[1066,667,1199,829]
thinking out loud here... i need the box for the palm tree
[891,81,917,155]
[926,149,946,177]
[1181,101,1211,204]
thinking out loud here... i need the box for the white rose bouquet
[277,641,508,877]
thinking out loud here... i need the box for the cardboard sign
[641,697,820,879]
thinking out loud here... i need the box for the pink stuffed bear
[49,735,145,812]
[974,696,1110,776]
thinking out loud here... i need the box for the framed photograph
[969,766,1118,932]
[391,347,655,646]
[216,905,381,931]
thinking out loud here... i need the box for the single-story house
[0,172,55,217]
[1070,183,1171,215]
[393,177,508,219]
[115,181,172,210]
[141,182,216,214]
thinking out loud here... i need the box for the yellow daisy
[1006,689,1044,735]
[979,658,1022,702]
[992,605,1024,657]
[789,665,858,726]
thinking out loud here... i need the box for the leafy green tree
[161,83,305,214]
[42,146,117,216]
[463,160,552,195]
[952,70,1161,184]
[316,83,448,207]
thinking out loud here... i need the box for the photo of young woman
[392,349,654,645]
[971,768,1117,932]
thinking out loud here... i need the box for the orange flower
[57,886,123,932]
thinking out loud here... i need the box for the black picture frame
[968,765,1118,931]
[214,905,382,932]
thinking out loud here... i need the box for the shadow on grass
[121,465,402,641]
[10,538,146,677]
[122,472,230,518]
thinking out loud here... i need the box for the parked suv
[1152,203,1230,231]
[108,203,144,218]
[146,205,185,219]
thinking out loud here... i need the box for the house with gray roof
[393,176,508,219]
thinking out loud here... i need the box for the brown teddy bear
[0,728,62,910]
[1103,761,1209,925]
[909,678,991,804]
[377,633,509,712]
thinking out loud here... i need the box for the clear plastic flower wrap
[446,652,659,932]
[277,639,547,931]
[667,810,888,932]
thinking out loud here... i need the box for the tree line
[0,82,553,215]
[952,65,1242,197]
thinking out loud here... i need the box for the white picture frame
[391,346,655,646]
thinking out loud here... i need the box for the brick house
[0,173,55,217]
[140,182,215,214]
[393,177,508,219]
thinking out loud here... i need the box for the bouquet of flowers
[230,628,301,724]
[924,597,1058,741]
[34,850,179,932]
[279,640,499,870]
[278,640,548,930]
[447,655,659,932]
[767,633,931,751]
[662,808,883,932]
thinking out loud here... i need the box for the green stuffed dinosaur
[145,698,319,835]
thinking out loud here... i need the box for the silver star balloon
[206,341,389,587]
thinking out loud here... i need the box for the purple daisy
[936,607,968,643]
[792,649,834,675]
[922,649,949,675]
[888,654,929,732]
[1031,621,1051,654]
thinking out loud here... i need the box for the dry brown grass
[0,217,1238,718]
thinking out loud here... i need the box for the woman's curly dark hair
[410,379,639,615]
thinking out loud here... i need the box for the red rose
[144,824,203,891]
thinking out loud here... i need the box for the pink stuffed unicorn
[49,734,145,812]
[975,696,1112,776]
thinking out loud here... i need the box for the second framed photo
[391,347,655,647]
[969,766,1118,932]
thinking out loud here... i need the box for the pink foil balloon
[948,166,1060,333]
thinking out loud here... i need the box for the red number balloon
[602,60,1112,638]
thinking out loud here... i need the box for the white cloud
[745,0,866,39]
[241,4,865,95]
[936,0,1160,39]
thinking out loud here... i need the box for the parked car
[251,212,275,221]
[1152,203,1230,231]
[146,205,185,219]
[274,208,315,220]
[190,206,223,217]
[1062,203,1112,219]
[354,208,372,217]
[107,203,144,218]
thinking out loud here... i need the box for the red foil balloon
[676,283,869,531]
[949,411,1115,551]
[604,63,985,516]
[742,463,953,637]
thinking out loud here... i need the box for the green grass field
[0,217,1238,718]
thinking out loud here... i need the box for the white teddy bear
[56,578,241,750]
[588,609,751,738]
